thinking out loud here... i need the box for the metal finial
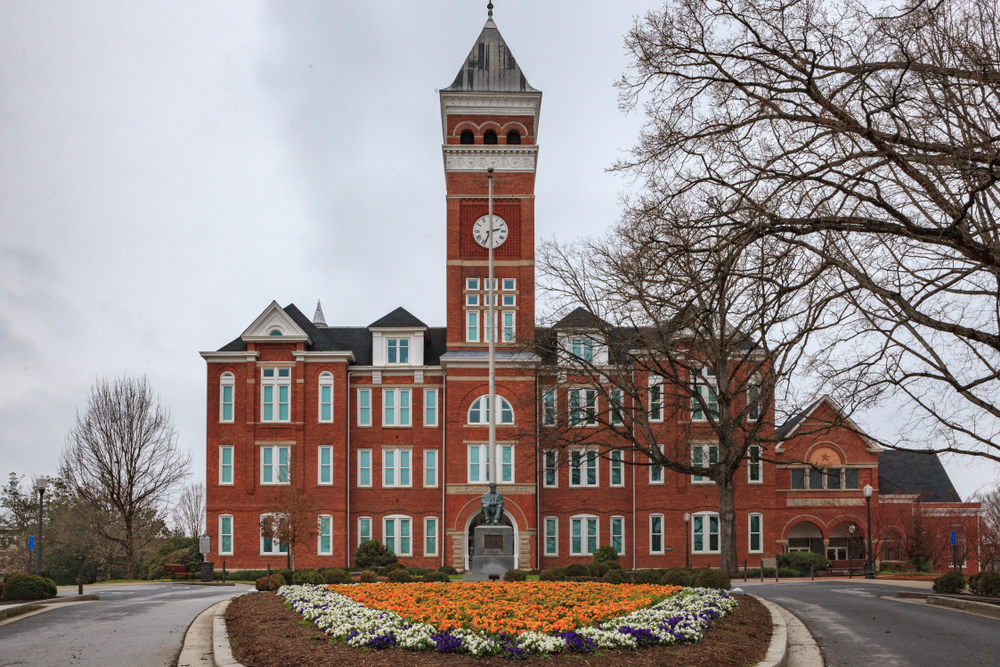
[488,2,493,18]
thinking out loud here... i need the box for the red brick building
[201,13,982,574]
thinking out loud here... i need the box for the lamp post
[863,483,875,579]
[683,513,691,569]
[34,476,48,576]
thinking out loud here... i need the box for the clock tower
[440,8,540,350]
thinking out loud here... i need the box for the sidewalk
[738,575,935,589]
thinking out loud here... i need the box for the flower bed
[278,582,737,659]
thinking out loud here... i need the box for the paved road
[0,583,253,667]
[742,580,1000,667]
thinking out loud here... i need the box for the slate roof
[775,398,825,441]
[444,16,537,93]
[877,450,963,503]
[217,304,446,366]
[368,307,428,329]
[552,307,609,330]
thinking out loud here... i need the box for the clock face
[473,215,509,248]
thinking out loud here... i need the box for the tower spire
[312,300,327,327]
[487,2,493,19]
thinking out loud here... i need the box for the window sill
[259,482,291,486]
[381,425,413,429]
[648,481,665,485]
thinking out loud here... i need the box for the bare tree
[614,0,1000,463]
[259,482,317,572]
[60,376,190,579]
[538,200,839,576]
[173,482,205,539]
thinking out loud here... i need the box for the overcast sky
[2,0,996,502]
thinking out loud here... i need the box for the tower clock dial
[473,215,509,248]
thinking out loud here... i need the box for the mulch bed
[226,590,772,667]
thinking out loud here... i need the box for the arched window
[483,130,498,145]
[219,372,235,422]
[460,130,474,144]
[269,329,282,336]
[468,395,514,425]
[318,372,334,423]
[506,130,521,145]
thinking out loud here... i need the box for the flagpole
[487,166,496,488]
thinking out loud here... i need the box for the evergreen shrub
[503,569,527,581]
[438,566,458,575]
[661,568,693,587]
[387,569,413,583]
[423,571,450,583]
[354,540,399,569]
[255,575,284,591]
[693,569,731,590]
[1,573,57,600]
[602,568,633,584]
[933,571,966,594]
[358,570,378,583]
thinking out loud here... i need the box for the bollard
[760,558,764,582]
[776,556,780,582]
[849,557,853,579]
[77,556,83,596]
[744,558,747,582]
[267,563,271,576]
[811,562,814,580]
[223,560,227,583]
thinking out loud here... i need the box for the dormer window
[572,339,594,363]
[387,338,409,364]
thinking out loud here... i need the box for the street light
[683,513,691,569]
[34,476,48,576]
[863,483,875,579]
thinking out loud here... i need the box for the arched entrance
[787,521,824,555]
[464,510,518,571]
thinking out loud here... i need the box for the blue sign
[28,535,34,551]
[951,531,957,546]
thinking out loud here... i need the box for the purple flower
[431,632,466,653]
[557,631,597,653]
[364,632,396,650]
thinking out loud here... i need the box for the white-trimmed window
[692,444,719,483]
[610,389,623,425]
[219,515,233,555]
[318,515,333,555]
[747,378,761,421]
[468,395,514,425]
[502,293,516,307]
[466,277,480,291]
[219,446,234,485]
[691,367,718,421]
[260,445,289,484]
[424,389,438,427]
[318,372,334,422]
[692,512,720,553]
[571,338,594,363]
[220,372,235,422]
[649,375,663,422]
[570,449,599,487]
[424,517,438,557]
[466,311,479,342]
[424,449,438,488]
[570,515,599,556]
[544,517,558,556]
[383,389,412,426]
[318,446,333,485]
[543,450,558,487]
[502,278,516,291]
[358,517,372,546]
[569,388,597,426]
[358,449,372,487]
[649,514,664,554]
[610,450,624,487]
[749,513,763,553]
[467,444,514,483]
[383,516,411,557]
[357,389,371,426]
[502,311,515,342]
[382,448,412,487]
[261,368,291,422]
[747,445,762,484]
[611,516,625,556]
[260,514,287,555]
[543,389,556,426]
[387,338,409,364]
[649,444,664,484]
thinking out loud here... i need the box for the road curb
[752,596,789,667]
[0,594,100,621]
[927,595,1000,620]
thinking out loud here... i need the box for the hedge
[1,573,57,601]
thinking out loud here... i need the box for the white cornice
[439,90,542,140]
[442,145,538,173]
[241,301,311,344]
[291,351,355,363]
[200,351,259,363]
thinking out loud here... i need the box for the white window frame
[357,449,372,488]
[501,278,516,291]
[219,514,233,556]
[502,310,515,342]
[318,372,334,423]
[570,514,599,556]
[569,448,599,487]
[749,513,763,554]
[219,445,234,485]
[357,388,371,427]
[543,449,558,488]
[571,338,594,363]
[424,449,439,488]
[610,450,624,487]
[382,388,412,427]
[260,445,290,485]
[610,388,623,425]
[318,514,333,555]
[542,389,556,426]
[358,516,372,546]
[611,515,625,556]
[569,388,598,426]
[219,372,235,423]
[260,367,291,423]
[467,395,515,425]
[649,513,664,554]
[260,513,288,555]
[649,444,664,484]
[692,444,719,484]
[386,338,410,365]
[747,377,761,421]
[692,512,720,553]
[382,448,412,488]
[466,277,479,291]
[691,367,718,422]
[467,444,514,483]
[424,517,438,557]
[747,444,762,484]
[318,445,333,485]
[424,389,438,427]
[466,310,479,342]
[383,515,412,557]
[544,516,559,556]
[649,375,663,422]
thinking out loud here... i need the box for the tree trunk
[717,473,738,577]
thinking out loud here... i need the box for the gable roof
[878,450,962,502]
[368,307,428,329]
[552,307,609,330]
[444,17,537,92]
[239,300,310,344]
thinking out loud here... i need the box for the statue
[481,482,504,525]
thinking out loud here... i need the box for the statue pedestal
[464,525,515,582]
